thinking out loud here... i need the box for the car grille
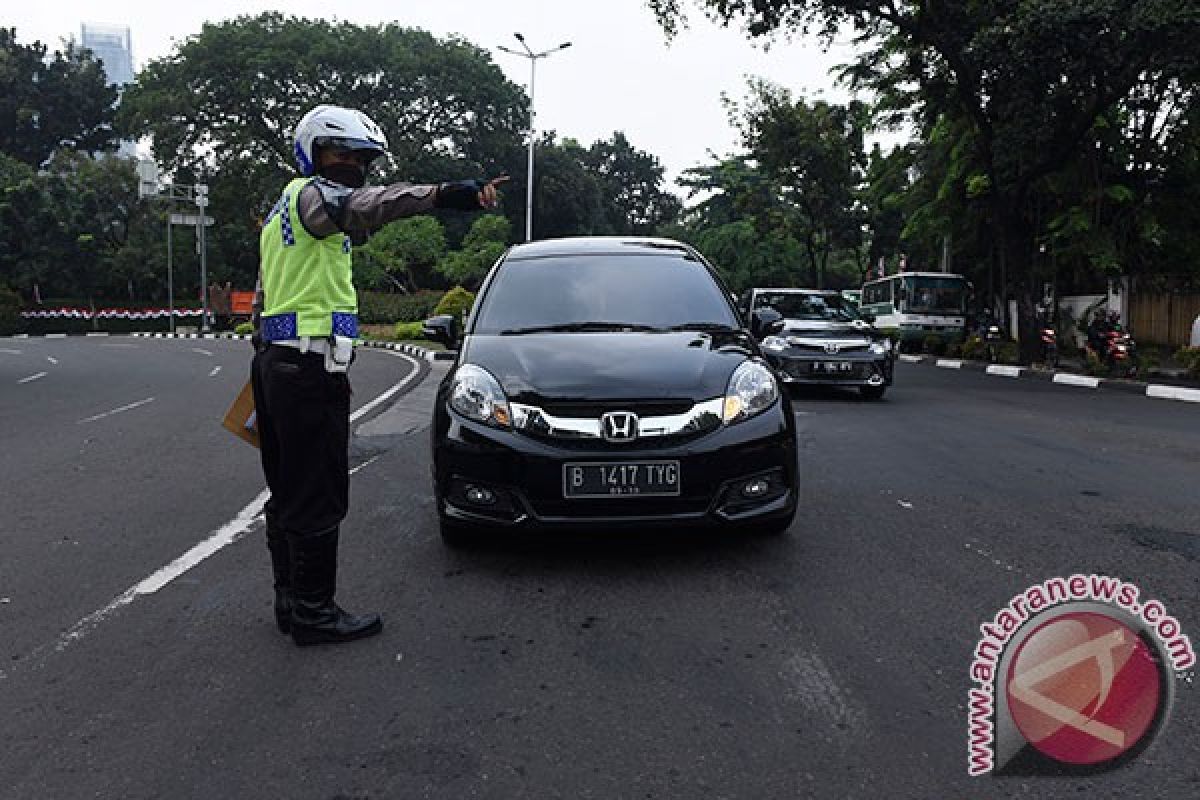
[538,400,694,418]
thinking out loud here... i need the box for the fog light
[741,479,771,499]
[465,486,497,506]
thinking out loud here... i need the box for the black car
[745,288,895,400]
[423,237,798,545]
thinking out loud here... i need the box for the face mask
[319,162,367,189]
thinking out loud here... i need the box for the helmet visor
[315,136,386,161]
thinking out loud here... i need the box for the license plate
[563,461,681,498]
[811,361,854,373]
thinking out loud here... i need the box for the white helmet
[293,105,388,176]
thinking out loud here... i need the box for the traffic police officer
[253,105,503,645]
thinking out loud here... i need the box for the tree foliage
[653,0,1200,355]
[0,29,119,167]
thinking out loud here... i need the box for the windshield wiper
[663,322,740,332]
[498,322,662,335]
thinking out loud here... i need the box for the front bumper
[764,351,894,387]
[432,402,797,532]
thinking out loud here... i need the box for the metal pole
[525,56,536,242]
[167,213,174,333]
[196,184,210,333]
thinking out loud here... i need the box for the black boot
[289,527,382,646]
[266,526,292,634]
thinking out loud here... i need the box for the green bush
[996,342,1019,364]
[434,286,475,326]
[0,286,22,335]
[1174,346,1200,378]
[394,321,426,341]
[945,342,963,358]
[1084,350,1110,377]
[961,335,987,361]
[234,321,254,335]
[356,290,444,324]
[922,335,946,356]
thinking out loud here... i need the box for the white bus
[859,272,969,347]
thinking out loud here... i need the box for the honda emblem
[600,411,639,442]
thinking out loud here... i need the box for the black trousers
[251,344,350,537]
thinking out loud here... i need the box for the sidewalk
[897,353,1200,404]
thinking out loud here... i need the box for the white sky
[9,0,890,192]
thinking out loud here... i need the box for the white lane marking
[85,332,110,337]
[898,354,924,363]
[898,500,914,509]
[0,348,22,355]
[986,365,1022,378]
[350,351,423,421]
[17,371,47,384]
[51,350,420,654]
[191,347,214,356]
[936,359,963,369]
[1053,373,1100,389]
[55,488,272,653]
[46,333,67,339]
[46,356,58,364]
[209,366,222,377]
[78,397,155,423]
[1146,384,1200,404]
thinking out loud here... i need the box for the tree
[583,131,682,234]
[730,81,869,287]
[652,0,1200,359]
[355,216,447,292]
[118,13,530,286]
[0,29,119,167]
[436,214,510,288]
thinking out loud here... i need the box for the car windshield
[472,254,739,334]
[903,276,967,314]
[753,292,861,322]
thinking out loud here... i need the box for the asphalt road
[1,341,1196,799]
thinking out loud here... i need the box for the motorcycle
[1085,327,1138,378]
[985,324,1004,363]
[1039,326,1058,368]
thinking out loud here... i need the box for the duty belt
[260,311,358,341]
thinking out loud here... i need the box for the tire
[859,385,887,401]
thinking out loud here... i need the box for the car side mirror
[422,314,458,349]
[750,307,783,339]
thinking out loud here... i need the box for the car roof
[504,236,697,261]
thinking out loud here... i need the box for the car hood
[460,331,754,404]
[781,319,881,339]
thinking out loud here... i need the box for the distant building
[80,23,136,157]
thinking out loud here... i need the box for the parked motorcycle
[985,324,1005,363]
[1039,326,1059,368]
[1085,325,1138,378]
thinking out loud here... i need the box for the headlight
[723,360,779,424]
[869,341,889,355]
[448,364,511,428]
[762,335,788,352]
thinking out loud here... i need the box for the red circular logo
[1006,611,1163,766]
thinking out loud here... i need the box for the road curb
[897,354,1200,404]
[125,331,442,362]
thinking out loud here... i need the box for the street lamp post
[497,33,571,242]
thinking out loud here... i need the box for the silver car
[744,288,895,400]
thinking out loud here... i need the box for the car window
[471,254,739,334]
[752,292,861,321]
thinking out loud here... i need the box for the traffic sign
[169,213,215,226]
